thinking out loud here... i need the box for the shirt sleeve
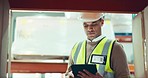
[65,52,73,74]
[111,42,130,78]
[65,45,75,78]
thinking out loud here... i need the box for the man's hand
[65,71,74,78]
[77,69,103,78]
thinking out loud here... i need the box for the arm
[111,42,130,78]
[65,49,74,78]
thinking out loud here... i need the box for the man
[65,12,130,78]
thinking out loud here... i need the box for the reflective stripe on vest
[73,41,83,64]
[72,38,115,78]
[99,39,112,76]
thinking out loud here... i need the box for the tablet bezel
[71,64,97,77]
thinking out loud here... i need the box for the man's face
[83,19,104,40]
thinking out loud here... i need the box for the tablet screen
[71,64,97,78]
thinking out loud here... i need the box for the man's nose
[87,26,93,30]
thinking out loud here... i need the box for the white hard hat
[78,12,104,22]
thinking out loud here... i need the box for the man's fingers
[77,70,103,78]
[83,69,94,76]
[77,71,90,78]
[96,72,103,78]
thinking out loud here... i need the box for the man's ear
[100,19,104,26]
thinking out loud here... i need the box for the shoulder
[106,39,124,51]
[111,41,127,62]
[112,41,124,50]
[111,41,126,61]
[105,39,126,57]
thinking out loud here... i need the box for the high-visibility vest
[72,37,115,78]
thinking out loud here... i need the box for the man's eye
[84,25,88,27]
[83,24,88,27]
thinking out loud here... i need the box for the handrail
[10,60,134,74]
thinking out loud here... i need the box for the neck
[87,35,104,42]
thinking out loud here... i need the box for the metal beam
[11,61,68,73]
[11,61,134,74]
[8,0,148,13]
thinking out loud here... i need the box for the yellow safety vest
[72,38,115,78]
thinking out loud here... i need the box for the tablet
[71,64,97,78]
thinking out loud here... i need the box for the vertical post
[41,74,45,78]
[132,12,146,78]
[0,0,10,77]
[143,6,148,78]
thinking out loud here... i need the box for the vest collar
[87,35,105,42]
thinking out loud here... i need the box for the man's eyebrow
[83,22,87,24]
